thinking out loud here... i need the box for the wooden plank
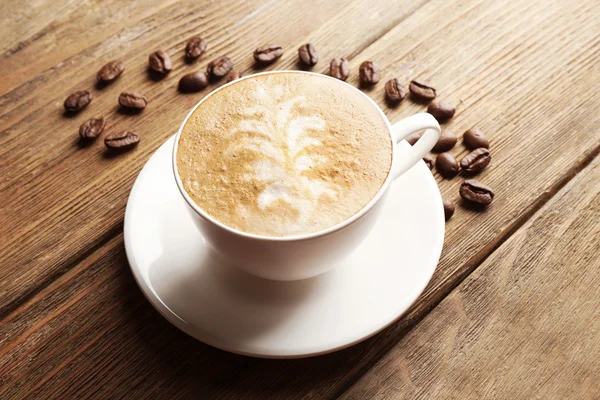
[341,156,600,400]
[1,0,600,398]
[0,0,430,313]
[0,0,181,96]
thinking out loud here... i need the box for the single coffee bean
[460,179,494,205]
[427,102,455,122]
[298,43,318,66]
[79,117,106,139]
[119,92,147,110]
[463,128,489,149]
[185,36,207,60]
[330,57,349,81]
[226,71,242,83]
[64,90,92,113]
[435,152,459,178]
[97,60,124,83]
[207,56,233,79]
[443,199,455,221]
[406,132,422,146]
[432,130,457,153]
[384,78,406,103]
[409,79,436,100]
[148,50,172,74]
[105,131,140,150]
[461,148,491,173]
[359,61,380,85]
[179,72,209,92]
[423,153,434,170]
[254,45,283,64]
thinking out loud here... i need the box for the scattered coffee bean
[298,43,318,66]
[423,154,434,170]
[384,78,406,103]
[97,60,124,83]
[427,102,455,122]
[460,179,494,205]
[463,128,489,149]
[406,132,422,146]
[460,148,491,173]
[148,50,172,74]
[254,45,283,64]
[226,71,242,83]
[435,152,459,178]
[443,200,455,221]
[119,92,147,110]
[185,36,207,60]
[330,57,349,81]
[179,72,209,92]
[432,130,457,153]
[359,61,380,85]
[409,79,436,100]
[79,117,106,139]
[64,90,92,113]
[105,131,140,150]
[207,56,233,79]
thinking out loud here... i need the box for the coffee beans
[79,117,106,139]
[406,132,421,146]
[97,60,124,83]
[385,79,406,103]
[443,200,455,221]
[423,154,434,170]
[68,46,499,217]
[463,128,489,149]
[298,43,318,66]
[330,57,349,81]
[179,72,209,92]
[460,180,494,205]
[105,131,140,150]
[207,56,233,79]
[226,71,242,83]
[185,36,207,60]
[148,50,172,74]
[436,152,459,178]
[64,90,92,113]
[461,148,491,173]
[409,79,436,100]
[254,45,283,64]
[359,61,380,85]
[119,92,147,110]
[432,130,457,153]
[427,102,455,122]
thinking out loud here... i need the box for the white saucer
[124,137,444,358]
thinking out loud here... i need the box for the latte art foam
[177,72,392,236]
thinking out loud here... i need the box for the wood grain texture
[1,0,600,398]
[0,0,180,96]
[0,0,429,313]
[341,156,600,400]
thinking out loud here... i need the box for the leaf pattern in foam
[295,155,327,172]
[229,119,274,139]
[287,116,326,157]
[226,84,340,227]
[226,137,285,163]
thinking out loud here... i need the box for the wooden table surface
[1,0,599,398]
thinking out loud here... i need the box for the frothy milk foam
[176,72,392,236]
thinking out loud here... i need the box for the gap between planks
[0,223,123,321]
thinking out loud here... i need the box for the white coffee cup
[173,71,440,281]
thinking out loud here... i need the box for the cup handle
[391,113,441,180]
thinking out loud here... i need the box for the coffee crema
[176,72,392,236]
